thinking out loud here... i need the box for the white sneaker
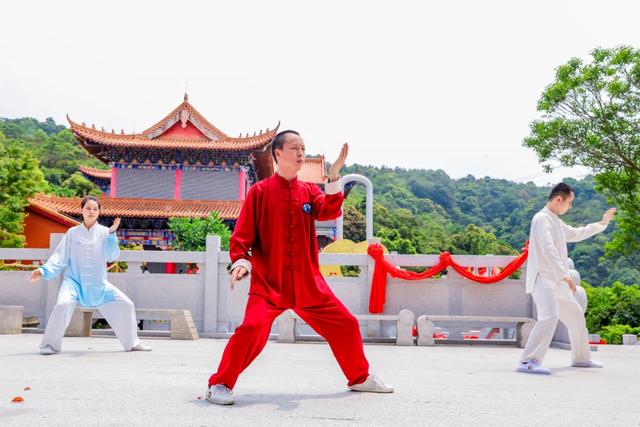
[39,345,58,355]
[572,360,603,368]
[517,360,551,374]
[348,374,394,393]
[206,384,235,405]
[130,343,152,352]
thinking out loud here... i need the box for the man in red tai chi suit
[206,130,393,405]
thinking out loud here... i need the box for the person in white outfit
[517,183,616,374]
[28,196,151,355]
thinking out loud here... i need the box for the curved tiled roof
[30,194,242,220]
[69,119,278,152]
[26,202,81,227]
[79,166,111,180]
[67,95,279,156]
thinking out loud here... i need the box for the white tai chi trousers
[519,276,591,364]
[40,280,141,352]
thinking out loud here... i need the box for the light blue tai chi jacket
[39,223,120,307]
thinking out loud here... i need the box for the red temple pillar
[237,169,247,201]
[174,169,182,200]
[110,167,118,198]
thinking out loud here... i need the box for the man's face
[556,192,575,215]
[276,134,306,171]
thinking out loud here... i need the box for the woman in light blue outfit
[29,196,151,354]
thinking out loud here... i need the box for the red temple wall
[23,210,74,248]
[161,121,206,138]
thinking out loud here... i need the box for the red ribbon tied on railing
[366,242,529,313]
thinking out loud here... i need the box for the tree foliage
[168,212,231,251]
[0,131,47,247]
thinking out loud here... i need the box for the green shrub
[597,324,640,345]
[584,284,616,332]
[584,282,640,332]
[609,282,640,327]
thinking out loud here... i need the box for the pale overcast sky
[1,0,638,185]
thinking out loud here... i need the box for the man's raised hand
[600,208,617,226]
[328,143,349,182]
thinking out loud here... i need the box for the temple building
[25,95,335,253]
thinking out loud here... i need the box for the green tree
[168,212,231,251]
[0,132,47,247]
[59,172,102,197]
[523,46,640,255]
[450,224,517,255]
[342,204,366,243]
[36,129,104,186]
[0,117,65,139]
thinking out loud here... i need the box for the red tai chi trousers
[208,293,370,389]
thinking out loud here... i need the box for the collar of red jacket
[274,172,300,188]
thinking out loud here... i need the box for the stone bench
[0,305,24,334]
[416,315,534,348]
[66,308,199,340]
[277,309,415,346]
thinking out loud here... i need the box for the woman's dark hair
[271,130,300,163]
[548,182,574,201]
[80,195,101,210]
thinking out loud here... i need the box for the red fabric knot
[367,243,385,259]
[439,252,452,264]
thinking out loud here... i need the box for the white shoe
[39,345,58,355]
[517,360,551,374]
[572,360,603,368]
[130,343,152,352]
[206,384,235,405]
[348,374,394,393]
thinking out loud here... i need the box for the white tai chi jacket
[525,207,607,300]
[39,223,120,307]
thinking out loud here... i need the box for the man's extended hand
[564,276,577,293]
[230,266,248,290]
[328,143,349,182]
[600,208,617,226]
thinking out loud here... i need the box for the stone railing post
[202,235,221,333]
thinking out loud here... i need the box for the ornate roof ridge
[67,107,279,152]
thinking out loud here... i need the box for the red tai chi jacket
[230,173,343,308]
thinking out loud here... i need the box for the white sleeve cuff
[325,180,341,195]
[231,258,252,274]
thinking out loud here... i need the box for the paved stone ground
[0,334,638,426]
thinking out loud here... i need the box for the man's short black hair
[271,130,300,163]
[548,182,574,201]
